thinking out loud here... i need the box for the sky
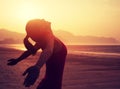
[0,0,120,40]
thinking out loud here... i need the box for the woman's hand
[24,35,30,47]
[23,66,40,87]
[24,35,30,49]
[7,59,18,66]
[24,35,36,55]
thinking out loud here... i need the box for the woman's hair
[26,19,51,32]
[25,19,52,39]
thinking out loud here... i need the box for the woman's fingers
[8,59,15,62]
[23,66,40,87]
[7,59,18,66]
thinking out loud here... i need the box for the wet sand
[0,48,120,89]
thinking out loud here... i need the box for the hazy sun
[17,2,40,22]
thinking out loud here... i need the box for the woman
[7,19,67,89]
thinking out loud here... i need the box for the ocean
[1,44,120,57]
[67,45,120,57]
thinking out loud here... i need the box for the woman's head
[25,19,52,41]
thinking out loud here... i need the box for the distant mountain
[0,29,119,45]
[54,30,120,45]
[0,29,24,44]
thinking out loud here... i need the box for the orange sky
[0,0,120,40]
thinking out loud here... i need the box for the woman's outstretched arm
[7,50,32,66]
[7,36,40,66]
[17,41,41,62]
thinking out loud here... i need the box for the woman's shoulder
[54,37,64,47]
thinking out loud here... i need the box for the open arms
[7,34,54,67]
[7,36,40,65]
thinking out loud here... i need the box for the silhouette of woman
[7,19,67,89]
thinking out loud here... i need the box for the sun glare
[17,2,40,22]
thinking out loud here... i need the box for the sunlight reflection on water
[0,44,26,51]
[68,50,120,58]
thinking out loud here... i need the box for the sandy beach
[0,47,120,89]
